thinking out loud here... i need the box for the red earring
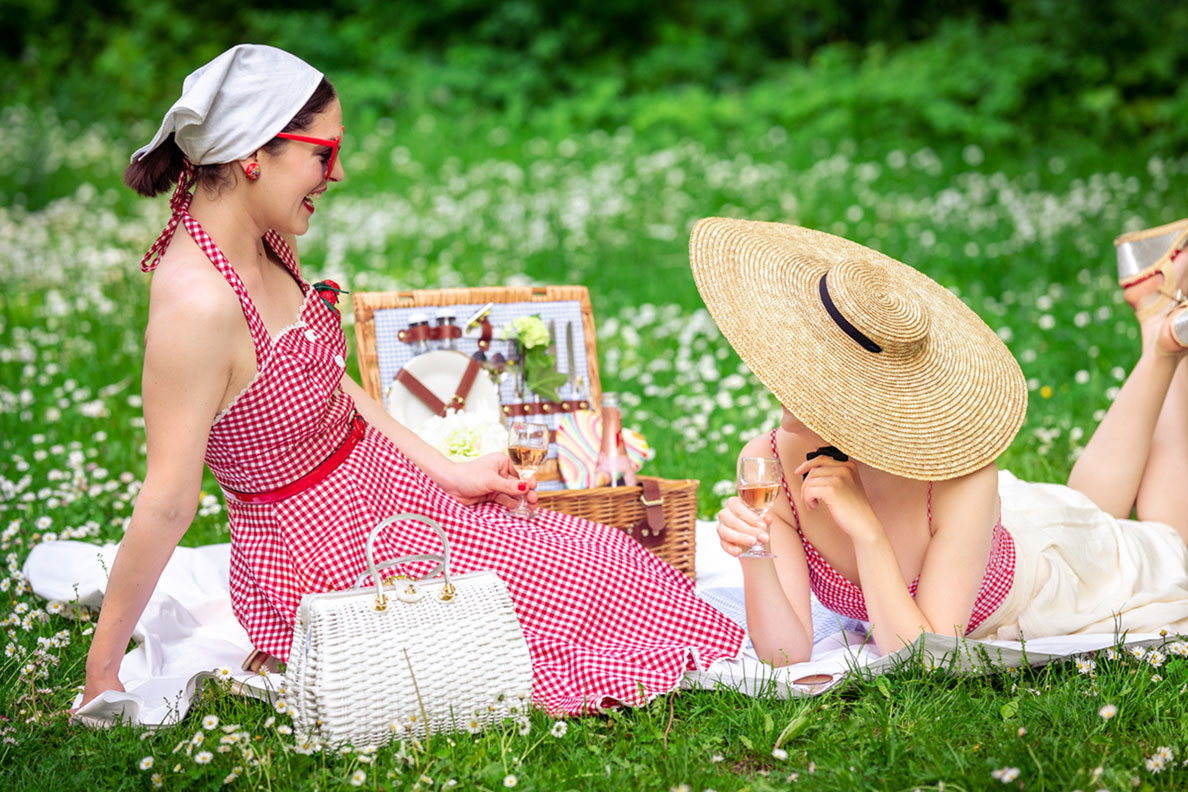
[244,162,261,181]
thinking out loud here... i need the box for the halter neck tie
[139,159,197,273]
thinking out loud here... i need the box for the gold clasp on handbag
[396,582,424,603]
[374,594,389,611]
[438,583,456,602]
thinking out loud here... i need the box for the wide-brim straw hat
[689,217,1027,481]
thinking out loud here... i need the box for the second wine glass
[506,420,549,520]
[736,456,779,558]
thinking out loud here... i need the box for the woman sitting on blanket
[77,45,743,714]
[694,217,1188,664]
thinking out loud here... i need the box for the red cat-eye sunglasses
[276,126,343,179]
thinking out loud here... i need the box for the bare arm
[80,279,235,707]
[796,457,998,653]
[716,436,814,666]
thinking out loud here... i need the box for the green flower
[510,315,549,349]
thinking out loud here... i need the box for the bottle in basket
[594,392,637,488]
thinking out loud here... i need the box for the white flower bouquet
[419,408,508,461]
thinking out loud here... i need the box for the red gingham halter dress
[769,430,1013,634]
[139,170,743,714]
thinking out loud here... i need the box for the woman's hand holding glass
[717,457,779,558]
[506,421,549,519]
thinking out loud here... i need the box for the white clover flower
[138,756,154,771]
[991,767,1020,782]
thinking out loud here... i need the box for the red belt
[222,413,367,505]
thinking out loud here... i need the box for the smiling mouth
[303,191,320,213]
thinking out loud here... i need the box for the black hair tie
[803,445,849,479]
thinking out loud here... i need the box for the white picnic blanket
[25,521,1159,728]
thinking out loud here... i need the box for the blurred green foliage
[3,0,1186,151]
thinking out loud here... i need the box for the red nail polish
[518,482,527,491]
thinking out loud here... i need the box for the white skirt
[969,471,1188,640]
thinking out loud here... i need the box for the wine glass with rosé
[736,456,779,558]
[507,420,549,519]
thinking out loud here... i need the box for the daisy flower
[1098,704,1118,720]
[350,770,366,786]
[195,751,213,764]
[202,714,219,730]
[772,748,788,760]
[550,721,567,738]
[138,756,154,771]
[991,767,1020,782]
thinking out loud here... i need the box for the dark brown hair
[124,77,338,197]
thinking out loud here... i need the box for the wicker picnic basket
[353,286,698,578]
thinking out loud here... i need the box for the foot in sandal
[1157,303,1188,356]
[1117,219,1188,321]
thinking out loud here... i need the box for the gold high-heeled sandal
[1115,218,1188,321]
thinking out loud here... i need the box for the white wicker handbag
[285,513,533,746]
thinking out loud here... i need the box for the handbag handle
[356,513,456,611]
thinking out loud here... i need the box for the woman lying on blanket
[694,217,1188,664]
[77,45,743,714]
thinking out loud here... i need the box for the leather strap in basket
[398,324,463,344]
[627,479,666,548]
[395,368,447,416]
[502,399,591,417]
[394,356,484,417]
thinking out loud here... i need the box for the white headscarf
[132,44,324,165]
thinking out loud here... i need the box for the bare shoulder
[933,462,999,500]
[147,236,243,338]
[738,430,776,461]
[930,462,1000,531]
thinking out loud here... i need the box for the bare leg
[1068,324,1181,516]
[1068,249,1188,518]
[1135,356,1188,541]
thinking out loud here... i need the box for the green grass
[3,81,1188,790]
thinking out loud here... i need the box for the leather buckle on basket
[640,493,664,508]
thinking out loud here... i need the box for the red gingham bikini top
[769,429,1014,634]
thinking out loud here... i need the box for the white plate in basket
[385,350,502,434]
